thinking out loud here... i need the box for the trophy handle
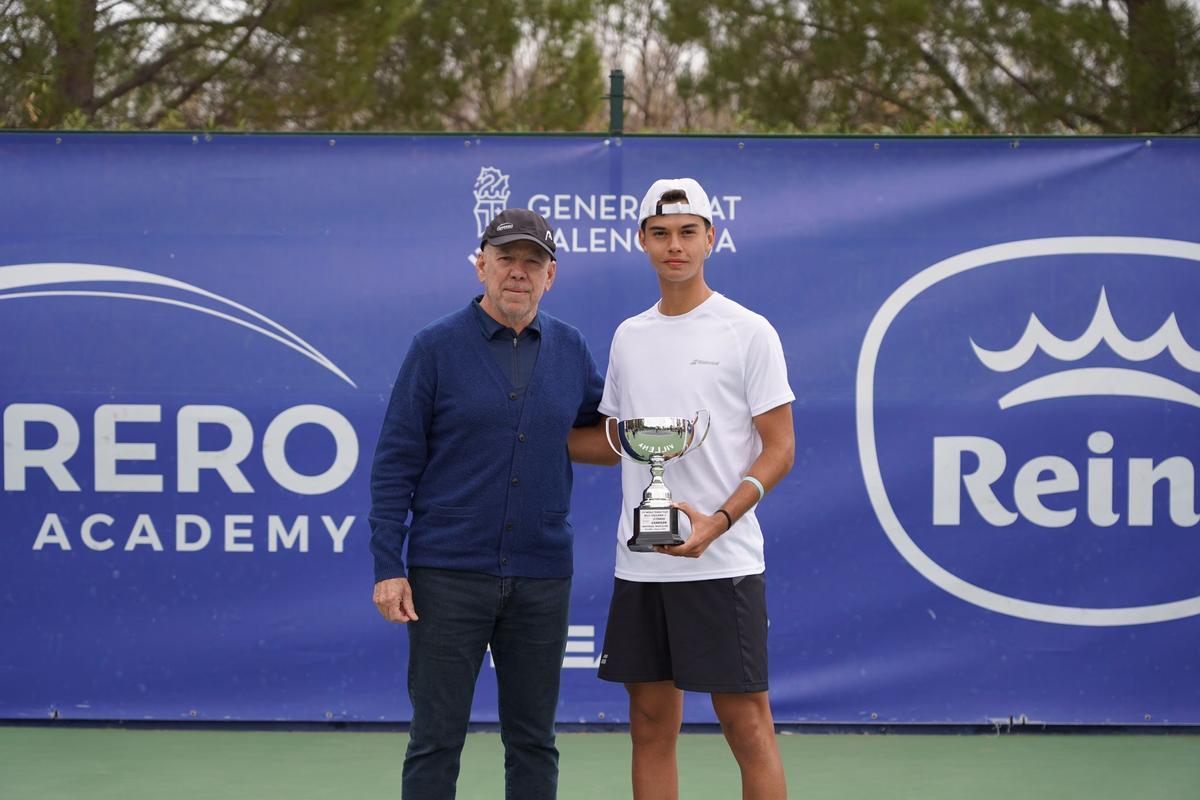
[679,409,711,460]
[605,417,644,464]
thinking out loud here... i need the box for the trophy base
[627,505,683,551]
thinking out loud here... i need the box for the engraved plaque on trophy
[605,411,710,551]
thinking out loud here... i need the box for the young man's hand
[654,501,725,558]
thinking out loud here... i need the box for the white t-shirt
[599,292,795,582]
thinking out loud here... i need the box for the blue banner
[2,133,1199,725]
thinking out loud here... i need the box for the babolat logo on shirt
[857,238,1200,626]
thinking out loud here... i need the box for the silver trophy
[605,411,711,551]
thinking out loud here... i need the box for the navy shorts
[597,573,769,693]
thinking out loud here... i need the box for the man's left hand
[654,501,726,558]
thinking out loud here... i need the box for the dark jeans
[402,567,571,800]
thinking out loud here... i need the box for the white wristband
[741,475,765,502]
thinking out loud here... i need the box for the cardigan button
[518,433,526,442]
[508,392,517,400]
[511,477,520,486]
[505,522,514,531]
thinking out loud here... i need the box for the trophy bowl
[605,411,710,551]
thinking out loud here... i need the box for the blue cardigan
[369,302,603,581]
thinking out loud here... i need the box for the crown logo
[971,288,1200,409]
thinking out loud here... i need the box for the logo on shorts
[858,237,1200,626]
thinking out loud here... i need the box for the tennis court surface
[2,726,1197,799]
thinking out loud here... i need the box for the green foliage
[2,0,1197,132]
[0,0,606,131]
[664,0,1200,133]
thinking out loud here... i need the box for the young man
[370,208,604,800]
[578,178,795,799]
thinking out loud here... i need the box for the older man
[370,208,604,799]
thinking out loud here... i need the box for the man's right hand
[373,577,419,623]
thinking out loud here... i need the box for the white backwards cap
[638,178,713,227]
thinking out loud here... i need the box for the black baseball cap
[481,208,556,257]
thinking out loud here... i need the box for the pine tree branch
[962,36,1082,131]
[1169,109,1200,133]
[835,73,928,119]
[99,15,228,34]
[209,35,289,128]
[87,11,264,113]
[141,0,276,126]
[917,44,993,129]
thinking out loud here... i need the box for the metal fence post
[608,69,625,135]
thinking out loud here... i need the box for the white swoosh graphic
[0,263,355,387]
[998,367,1200,410]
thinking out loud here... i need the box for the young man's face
[638,214,715,285]
[475,240,556,325]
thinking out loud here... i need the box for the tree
[2,0,302,128]
[663,0,1200,133]
[0,0,605,131]
[597,1,713,130]
[6,1,1197,133]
